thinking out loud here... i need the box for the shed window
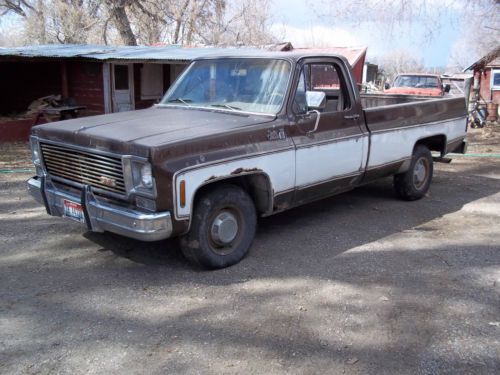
[114,65,129,90]
[492,69,500,90]
[141,64,164,100]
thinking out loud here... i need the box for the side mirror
[384,83,390,90]
[304,91,325,136]
[306,91,326,110]
[444,84,451,93]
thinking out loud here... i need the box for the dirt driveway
[1,128,499,374]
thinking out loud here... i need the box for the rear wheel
[394,145,433,201]
[180,184,257,269]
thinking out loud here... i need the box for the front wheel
[180,184,257,269]
[394,145,433,201]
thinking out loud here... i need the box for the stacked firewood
[26,95,63,116]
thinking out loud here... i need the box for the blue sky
[270,0,462,67]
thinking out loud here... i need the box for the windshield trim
[155,103,278,118]
[160,57,293,116]
[393,75,440,88]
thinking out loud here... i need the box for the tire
[394,145,433,201]
[179,184,257,269]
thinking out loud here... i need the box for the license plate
[63,199,85,224]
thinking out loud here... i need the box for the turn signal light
[180,180,186,208]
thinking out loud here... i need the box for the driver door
[289,58,368,204]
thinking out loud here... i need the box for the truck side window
[310,63,351,112]
[293,68,308,114]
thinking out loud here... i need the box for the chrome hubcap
[210,211,238,246]
[413,158,428,189]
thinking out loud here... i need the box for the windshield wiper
[210,103,242,111]
[167,98,192,106]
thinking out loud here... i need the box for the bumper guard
[27,176,172,242]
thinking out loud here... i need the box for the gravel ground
[0,128,499,374]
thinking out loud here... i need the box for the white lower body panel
[367,117,467,169]
[174,150,295,219]
[295,136,366,188]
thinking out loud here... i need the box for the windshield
[393,75,440,89]
[161,58,291,114]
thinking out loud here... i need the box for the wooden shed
[0,44,367,142]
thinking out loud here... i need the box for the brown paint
[364,96,467,133]
[362,160,406,183]
[294,174,361,205]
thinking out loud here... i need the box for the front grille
[40,143,126,196]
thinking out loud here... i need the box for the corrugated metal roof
[293,47,367,65]
[85,45,276,61]
[441,72,473,80]
[0,44,117,58]
[0,44,366,65]
[464,46,500,71]
[0,44,283,62]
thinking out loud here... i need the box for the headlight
[123,157,156,198]
[140,164,153,188]
[131,161,154,190]
[30,137,41,166]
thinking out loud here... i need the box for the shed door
[112,63,134,112]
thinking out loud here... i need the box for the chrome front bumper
[27,176,172,242]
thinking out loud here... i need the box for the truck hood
[384,87,443,96]
[32,106,275,157]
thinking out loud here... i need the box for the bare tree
[46,1,102,44]
[0,0,105,44]
[103,0,137,45]
[127,0,170,45]
[0,0,36,17]
[375,50,425,82]
[447,1,500,71]
[0,0,278,47]
[125,0,277,46]
[313,0,499,41]
[223,0,277,45]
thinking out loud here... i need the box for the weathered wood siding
[67,61,105,116]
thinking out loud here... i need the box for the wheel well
[193,173,273,216]
[415,134,446,155]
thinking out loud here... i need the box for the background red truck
[384,73,451,96]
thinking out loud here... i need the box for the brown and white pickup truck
[28,53,468,268]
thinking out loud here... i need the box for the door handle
[344,114,360,120]
[306,110,321,136]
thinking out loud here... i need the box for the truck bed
[360,95,468,173]
[362,95,467,132]
[360,93,433,108]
